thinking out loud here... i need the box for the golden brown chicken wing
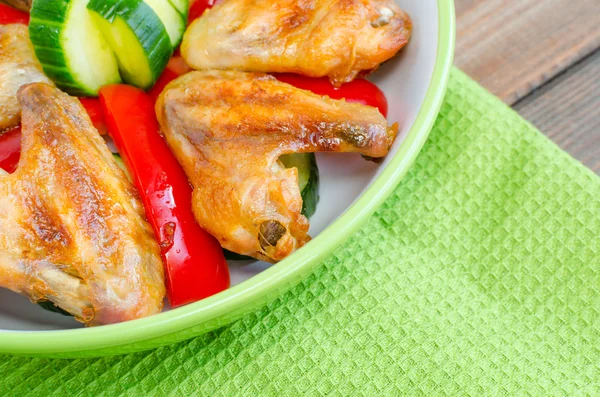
[0,24,52,132]
[0,83,165,325]
[157,70,398,262]
[182,0,412,86]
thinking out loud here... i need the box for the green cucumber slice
[224,153,320,261]
[167,0,188,17]
[222,249,254,261]
[87,0,172,89]
[144,0,186,48]
[29,0,122,96]
[280,153,320,219]
[37,301,72,316]
[112,153,131,181]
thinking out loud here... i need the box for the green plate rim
[0,0,455,356]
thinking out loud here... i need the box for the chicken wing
[181,0,412,85]
[0,83,165,325]
[182,0,412,86]
[0,24,52,132]
[157,70,398,262]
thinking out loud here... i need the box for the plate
[0,0,455,357]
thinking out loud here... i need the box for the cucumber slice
[167,0,188,17]
[112,153,131,181]
[144,0,186,47]
[223,249,254,261]
[29,0,122,96]
[280,153,320,219]
[224,153,320,261]
[87,0,172,89]
[37,300,72,316]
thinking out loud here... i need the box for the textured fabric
[2,68,600,396]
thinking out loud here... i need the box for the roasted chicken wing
[157,70,398,262]
[182,0,412,86]
[0,83,165,325]
[0,24,52,132]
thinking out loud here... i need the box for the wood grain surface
[456,0,600,175]
[456,0,600,105]
[515,50,600,173]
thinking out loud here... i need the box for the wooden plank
[515,50,600,174]
[455,0,600,105]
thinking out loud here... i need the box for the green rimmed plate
[0,0,455,358]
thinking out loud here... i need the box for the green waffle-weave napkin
[2,68,600,396]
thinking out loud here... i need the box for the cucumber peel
[29,0,122,96]
[112,153,131,181]
[37,301,72,316]
[280,153,320,219]
[87,0,173,90]
[30,0,180,94]
[167,0,189,17]
[144,0,187,47]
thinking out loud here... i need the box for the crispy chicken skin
[157,70,398,262]
[0,83,165,325]
[182,0,412,86]
[0,24,52,132]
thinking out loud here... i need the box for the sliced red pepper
[148,56,190,102]
[79,98,107,135]
[99,84,230,307]
[188,0,217,24]
[148,67,180,103]
[0,126,21,173]
[274,74,389,117]
[0,3,29,25]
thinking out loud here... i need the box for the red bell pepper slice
[149,68,181,103]
[148,56,190,102]
[274,74,389,117]
[99,84,230,307]
[0,4,29,25]
[188,0,217,24]
[0,126,21,173]
[79,98,107,135]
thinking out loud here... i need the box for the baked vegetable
[100,84,230,307]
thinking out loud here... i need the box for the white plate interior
[0,0,440,331]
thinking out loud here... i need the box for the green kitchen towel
[2,68,599,396]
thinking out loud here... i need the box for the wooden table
[456,0,600,174]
